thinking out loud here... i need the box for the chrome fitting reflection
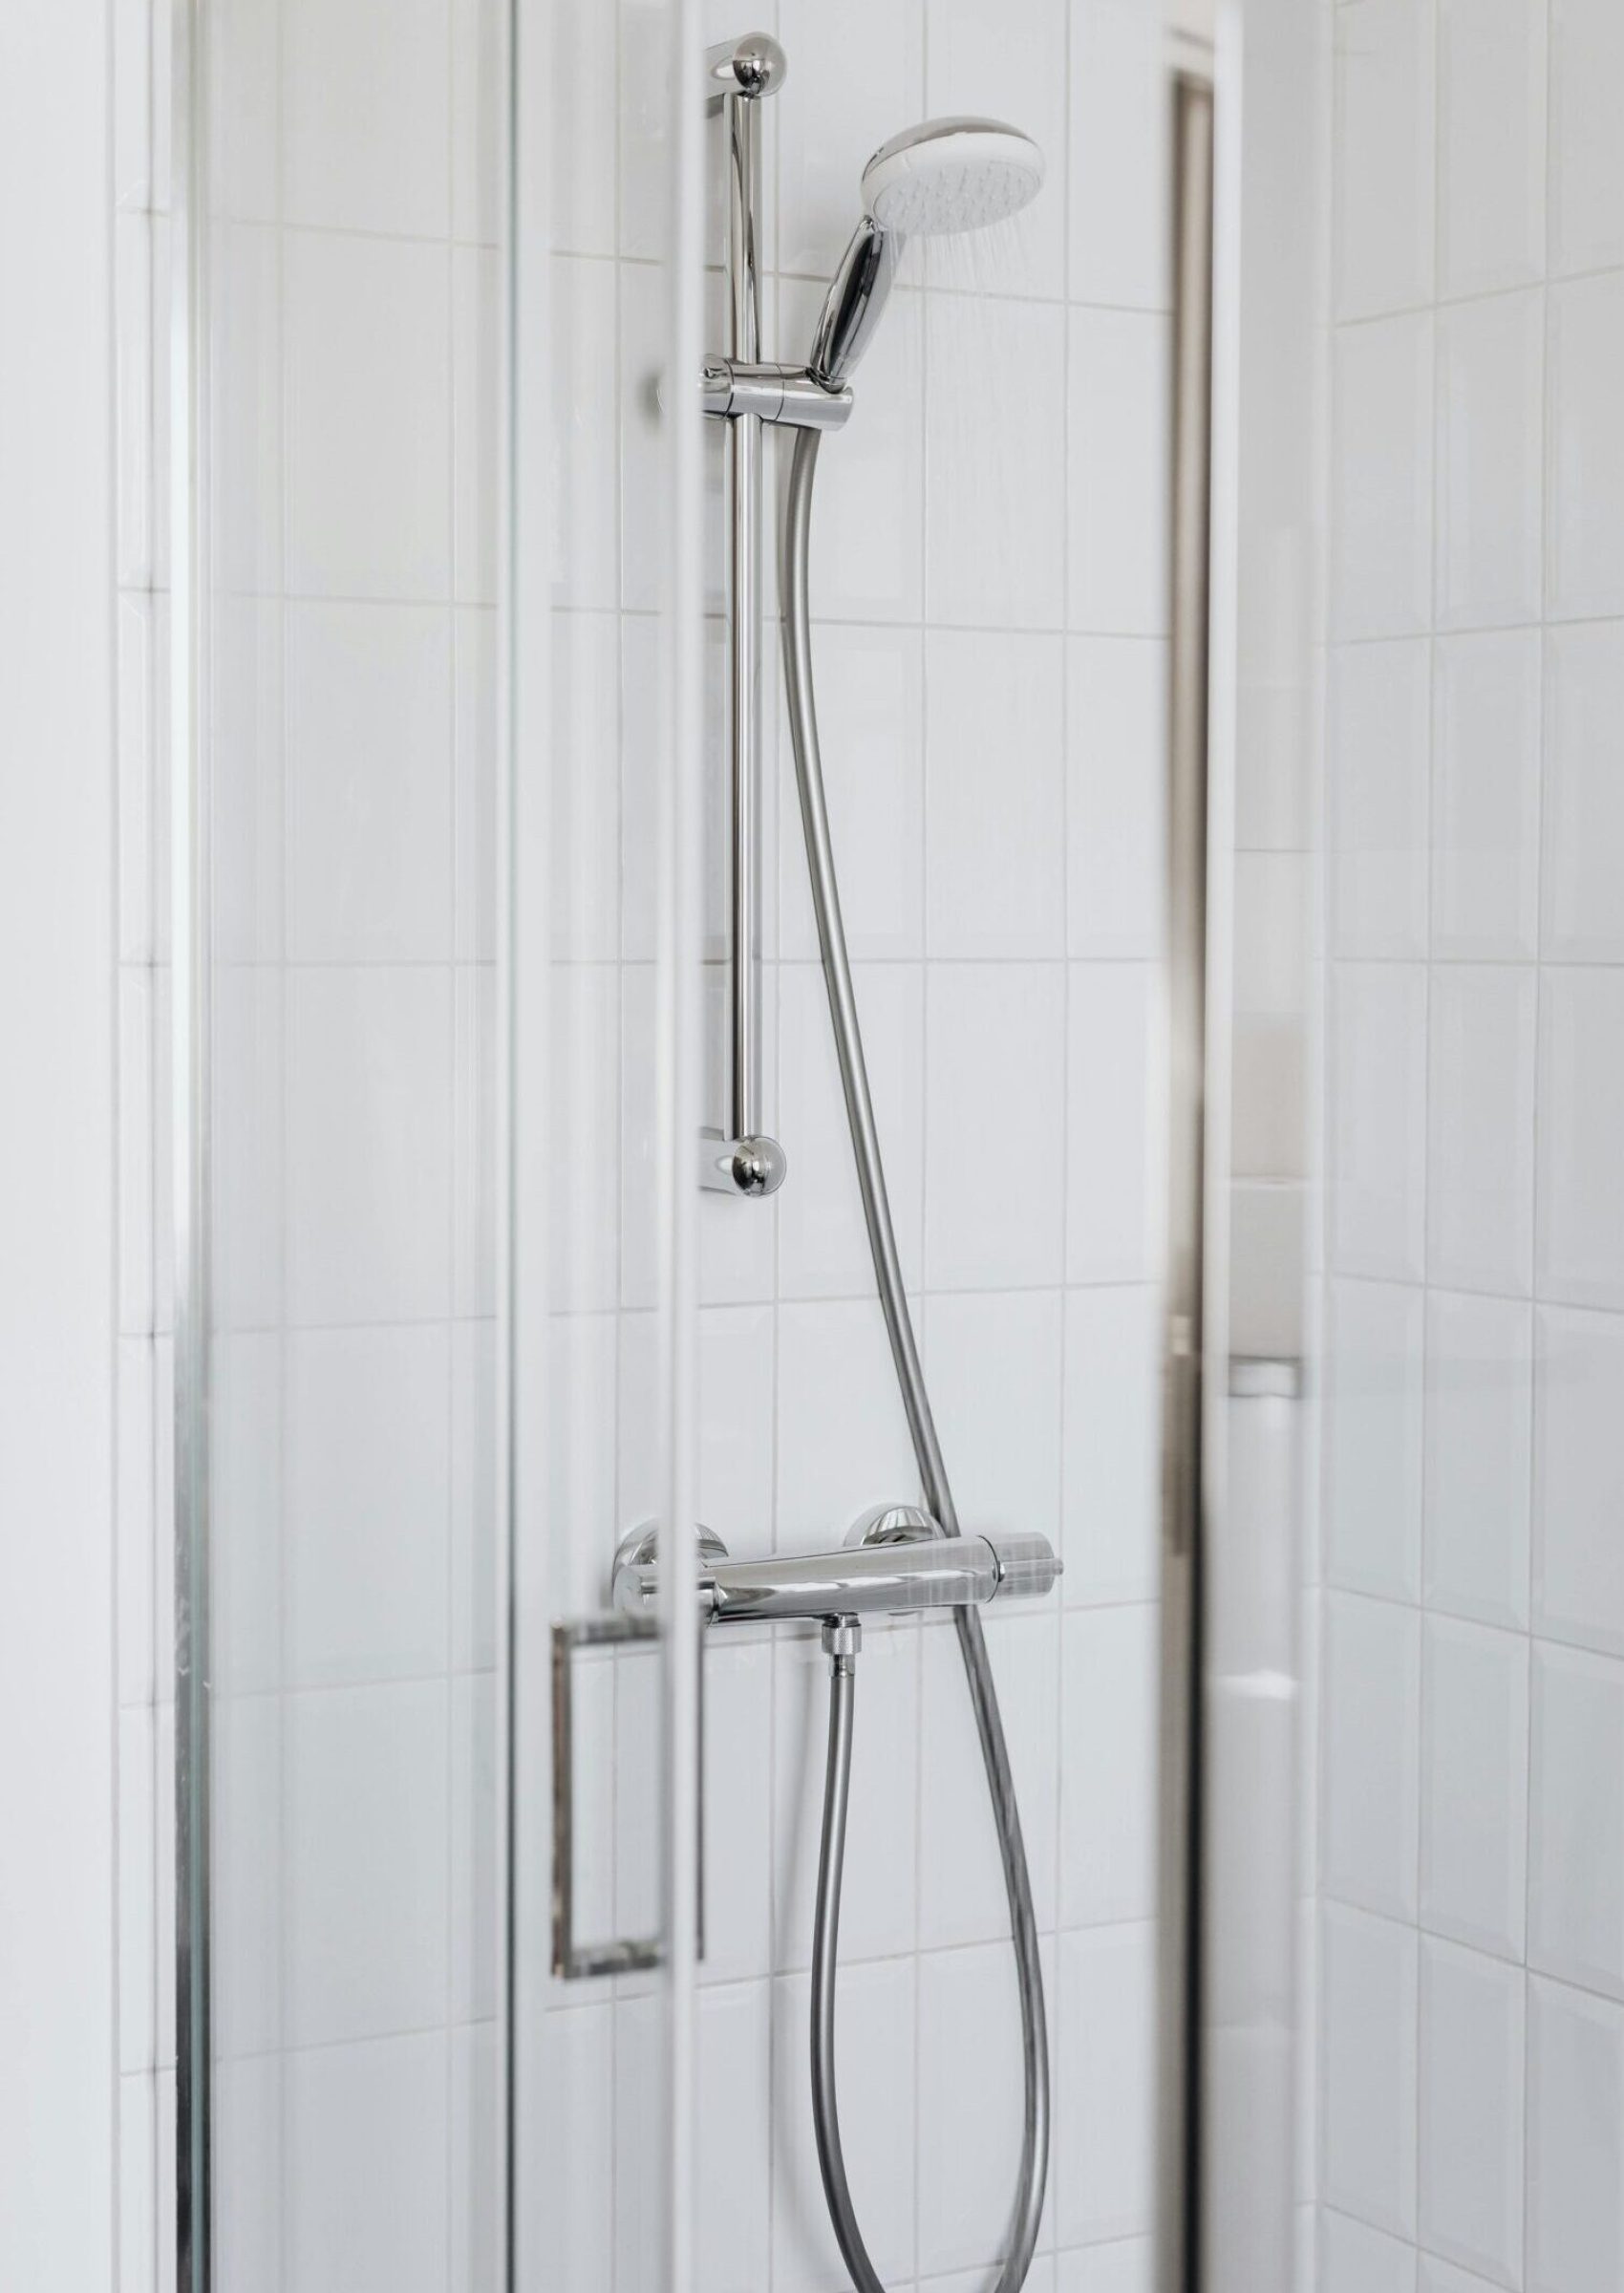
[610,1516,1060,1625]
[699,1127,787,1197]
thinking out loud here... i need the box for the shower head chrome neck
[807,116,1044,393]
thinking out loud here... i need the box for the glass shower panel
[187,0,700,2283]
[194,0,510,2278]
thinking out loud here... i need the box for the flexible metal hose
[781,424,1050,2291]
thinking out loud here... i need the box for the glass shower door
[176,0,706,2283]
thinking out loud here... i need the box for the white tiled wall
[542,0,1171,2284]
[118,0,1173,2284]
[1318,0,1624,2284]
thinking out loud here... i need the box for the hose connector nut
[821,1615,862,1667]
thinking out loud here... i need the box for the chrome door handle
[549,1612,706,1980]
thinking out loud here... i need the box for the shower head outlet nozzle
[808,117,1045,393]
[861,117,1045,237]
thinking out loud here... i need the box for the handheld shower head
[807,117,1044,391]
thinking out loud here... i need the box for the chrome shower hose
[780,425,1050,2293]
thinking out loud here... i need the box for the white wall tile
[1320,1905,1419,2239]
[286,1682,450,2047]
[287,2033,449,2293]
[777,0,923,279]
[1528,1975,1624,2293]
[1435,289,1544,632]
[1060,1604,1159,1929]
[697,1639,774,1982]
[1055,1922,1156,2249]
[930,297,1066,631]
[1325,1279,1424,1603]
[1331,313,1435,640]
[215,2056,282,2293]
[1418,1939,1525,2284]
[1330,639,1431,959]
[1068,310,1170,638]
[118,968,153,1339]
[1329,964,1427,1282]
[918,1939,1058,2276]
[778,962,924,1301]
[772,1958,916,2290]
[694,1983,772,2289]
[542,962,618,1315]
[1069,0,1168,311]
[117,594,153,964]
[285,230,452,602]
[1421,1618,1528,1960]
[1418,2259,1499,2293]
[542,256,619,611]
[450,1320,496,1671]
[449,2024,498,2293]
[1534,1305,1624,1656]
[1322,1593,1421,1920]
[1536,972,1624,1311]
[928,963,1066,1290]
[546,610,621,961]
[778,621,924,964]
[1423,1292,1532,1631]
[696,1305,777,1562]
[118,2072,156,2293]
[1432,630,1541,962]
[925,1289,1062,1543]
[926,632,1065,958]
[285,1326,451,1688]
[537,1312,616,1619]
[544,0,616,257]
[1426,964,1537,1297]
[118,1709,155,2075]
[449,1677,494,2024]
[1067,962,1159,1286]
[1334,0,1436,320]
[919,1609,1059,1948]
[776,1297,920,1550]
[1056,2241,1152,2293]
[209,221,282,599]
[283,0,450,239]
[1529,1640,1624,1998]
[115,210,151,589]
[452,244,500,606]
[286,603,455,962]
[211,1695,282,2064]
[614,1982,771,2292]
[1062,1284,1161,1606]
[211,968,286,1334]
[1437,0,1548,298]
[1320,2210,1418,2293]
[286,967,454,1325]
[1543,622,1624,961]
[773,1622,918,1967]
[117,1337,156,1708]
[924,0,1066,299]
[528,2005,612,2285]
[1067,638,1166,962]
[1549,0,1624,275]
[212,596,286,965]
[1548,272,1624,621]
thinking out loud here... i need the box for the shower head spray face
[808,117,1045,391]
[861,118,1045,237]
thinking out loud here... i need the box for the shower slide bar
[698,33,795,1201]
